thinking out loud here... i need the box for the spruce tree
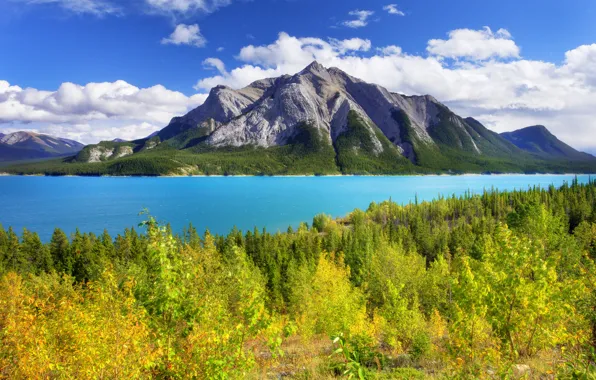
[50,228,72,274]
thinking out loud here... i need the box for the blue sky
[1,0,596,152]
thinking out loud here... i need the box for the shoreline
[0,172,593,178]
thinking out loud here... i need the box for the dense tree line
[1,179,596,378]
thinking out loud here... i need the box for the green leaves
[1,179,596,377]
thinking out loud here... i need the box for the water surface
[0,175,591,241]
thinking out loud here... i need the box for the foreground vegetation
[1,180,596,378]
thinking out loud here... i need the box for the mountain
[0,131,84,162]
[151,62,527,171]
[111,138,127,143]
[4,62,596,175]
[500,126,594,161]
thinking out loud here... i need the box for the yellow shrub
[292,253,368,338]
[0,271,158,379]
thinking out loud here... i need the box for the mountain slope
[0,132,84,162]
[501,126,594,161]
[4,62,596,175]
[156,61,555,173]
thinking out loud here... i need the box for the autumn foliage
[1,179,596,378]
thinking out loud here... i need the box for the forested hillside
[1,181,596,378]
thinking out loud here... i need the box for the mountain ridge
[500,125,594,161]
[3,62,596,175]
[0,131,84,162]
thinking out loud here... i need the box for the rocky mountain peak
[151,61,546,166]
[300,61,327,75]
[1,131,38,145]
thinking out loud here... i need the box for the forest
[1,179,596,378]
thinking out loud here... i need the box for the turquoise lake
[0,175,592,241]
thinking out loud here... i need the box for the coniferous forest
[1,180,596,379]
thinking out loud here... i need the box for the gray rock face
[159,61,486,158]
[86,145,133,163]
[87,147,115,163]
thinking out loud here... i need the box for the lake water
[0,175,592,241]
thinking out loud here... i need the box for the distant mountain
[111,138,127,143]
[500,126,594,161]
[0,131,84,162]
[4,62,596,175]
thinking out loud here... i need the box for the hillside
[1,182,596,378]
[3,62,596,175]
[0,131,84,162]
[501,125,595,161]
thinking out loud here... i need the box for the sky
[1,0,596,153]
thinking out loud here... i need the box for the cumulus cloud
[1,121,164,145]
[203,57,226,74]
[146,0,232,14]
[195,34,374,90]
[342,9,374,28]
[161,24,206,47]
[378,45,402,56]
[564,43,596,86]
[0,80,208,144]
[330,38,372,53]
[11,0,120,16]
[192,29,596,152]
[383,4,404,16]
[427,27,520,61]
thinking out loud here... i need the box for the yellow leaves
[429,309,448,341]
[0,271,158,379]
[293,253,369,339]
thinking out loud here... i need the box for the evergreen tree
[21,229,53,274]
[3,227,25,272]
[101,229,115,259]
[50,228,72,274]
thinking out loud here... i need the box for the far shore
[0,172,593,178]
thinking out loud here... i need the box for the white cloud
[383,4,404,16]
[331,38,372,53]
[195,33,375,90]
[146,0,232,14]
[427,27,520,61]
[161,24,206,47]
[342,9,374,28]
[192,29,596,152]
[378,45,402,56]
[203,57,226,74]
[0,79,208,144]
[3,121,164,144]
[12,0,120,16]
[216,46,225,52]
[564,43,596,86]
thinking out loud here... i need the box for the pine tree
[50,228,72,274]
[21,229,53,274]
[3,227,25,272]
[101,229,115,259]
